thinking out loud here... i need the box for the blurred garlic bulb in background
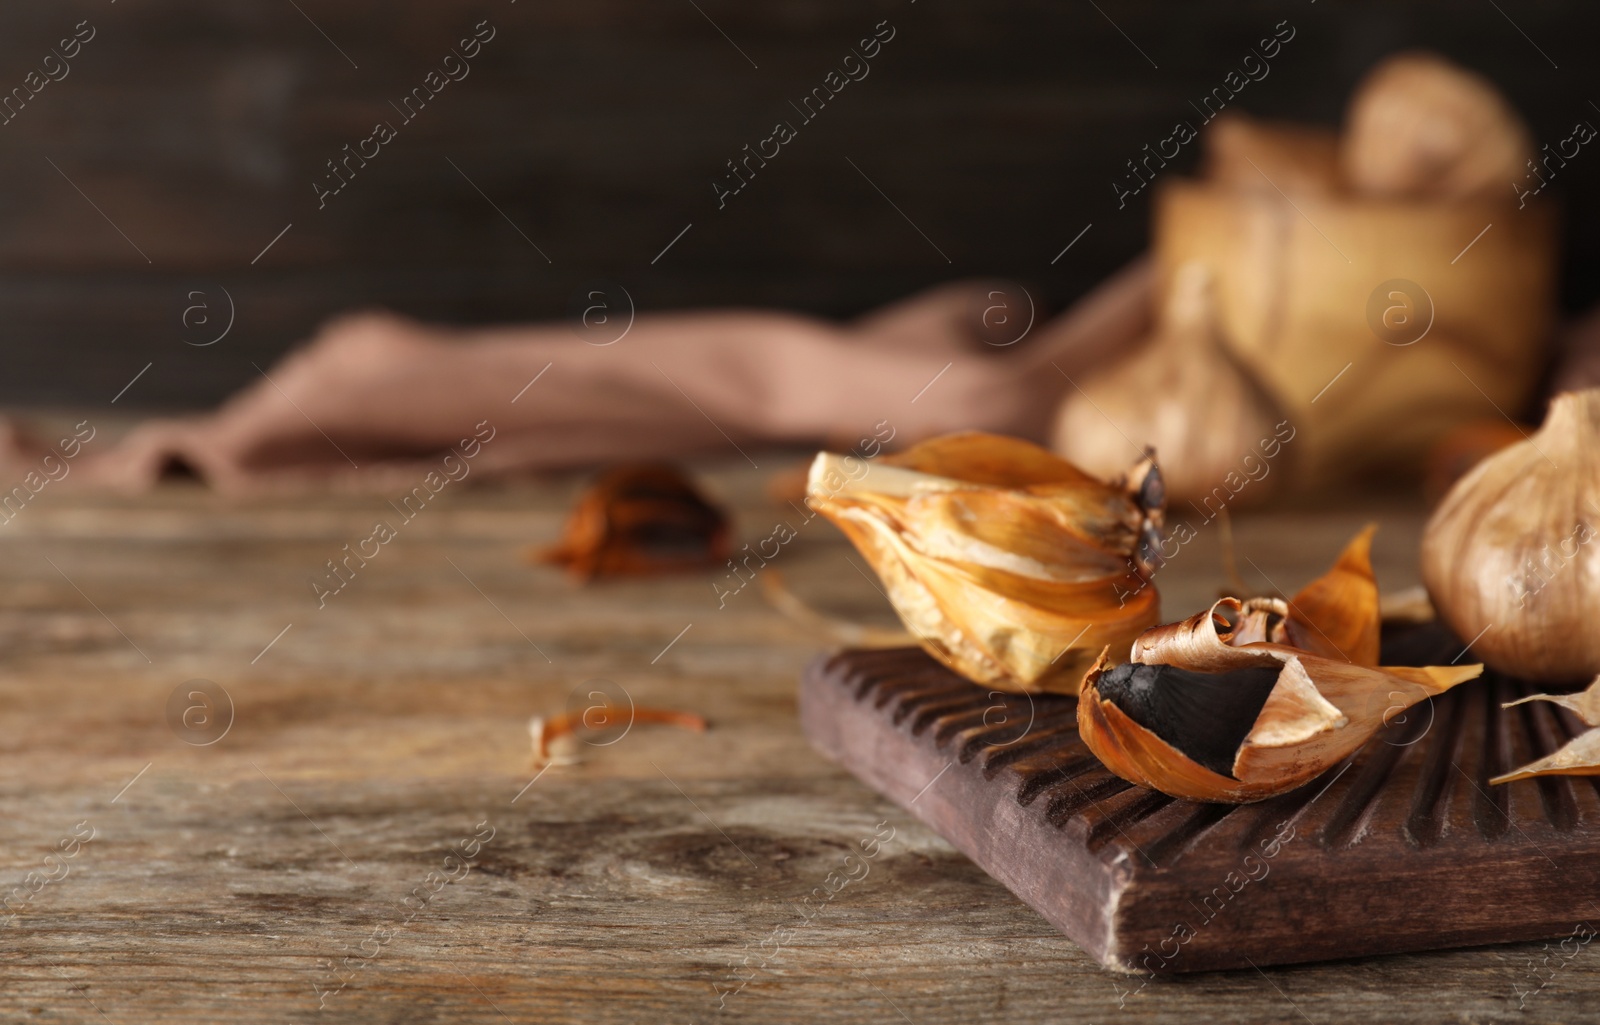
[806,432,1163,695]
[1051,261,1283,505]
[1421,389,1600,684]
[1342,51,1532,200]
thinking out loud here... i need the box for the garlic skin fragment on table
[1420,389,1600,684]
[1078,527,1482,803]
[536,463,731,580]
[805,432,1164,695]
[1493,676,1600,784]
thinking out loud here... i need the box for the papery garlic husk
[1079,527,1482,803]
[805,432,1163,694]
[537,463,731,580]
[1421,389,1600,684]
[1342,51,1532,201]
[1051,261,1284,505]
[1492,675,1600,784]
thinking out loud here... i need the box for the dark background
[3,0,1594,408]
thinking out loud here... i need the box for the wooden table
[0,454,1589,1023]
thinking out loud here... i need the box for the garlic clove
[1421,388,1600,684]
[806,432,1163,694]
[1080,601,1482,803]
[1076,650,1254,799]
[1081,526,1479,803]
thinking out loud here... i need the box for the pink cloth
[4,262,1152,493]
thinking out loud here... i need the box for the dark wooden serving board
[799,629,1600,973]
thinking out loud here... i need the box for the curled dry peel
[536,463,731,581]
[805,432,1163,695]
[529,707,706,767]
[1079,527,1484,803]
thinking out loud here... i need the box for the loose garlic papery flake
[1493,676,1600,784]
[1421,388,1600,684]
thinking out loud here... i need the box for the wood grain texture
[2,1,1598,407]
[0,455,1597,1022]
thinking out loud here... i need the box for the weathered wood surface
[802,640,1600,974]
[0,453,1596,1023]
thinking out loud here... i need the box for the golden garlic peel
[805,432,1163,694]
[1502,677,1600,727]
[1491,674,1600,784]
[1421,389,1600,684]
[1281,523,1381,666]
[1129,523,1382,672]
[1080,598,1483,803]
[1491,731,1600,785]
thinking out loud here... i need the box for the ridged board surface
[798,625,1600,973]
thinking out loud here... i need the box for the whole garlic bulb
[1342,51,1532,201]
[1421,389,1600,683]
[1051,261,1282,504]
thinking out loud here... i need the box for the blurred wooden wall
[1,0,1594,407]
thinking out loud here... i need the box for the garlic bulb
[1051,261,1282,504]
[806,431,1163,694]
[1421,389,1600,684]
[1342,51,1532,201]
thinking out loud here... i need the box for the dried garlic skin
[1080,528,1482,803]
[536,463,732,580]
[1493,675,1600,784]
[1421,389,1600,684]
[805,432,1162,694]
